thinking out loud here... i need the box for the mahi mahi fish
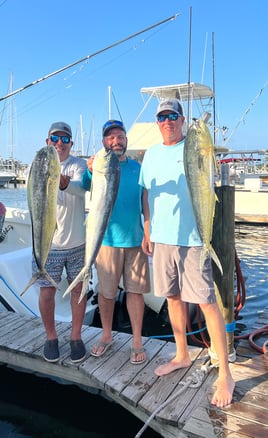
[63,148,120,303]
[21,146,61,295]
[184,118,223,275]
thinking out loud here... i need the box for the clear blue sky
[0,0,267,163]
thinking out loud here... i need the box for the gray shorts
[152,243,216,304]
[32,244,85,287]
[95,245,151,299]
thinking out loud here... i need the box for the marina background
[1,0,268,164]
[0,186,268,437]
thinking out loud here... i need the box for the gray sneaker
[43,339,60,362]
[70,340,86,363]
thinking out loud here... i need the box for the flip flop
[130,347,147,365]
[90,341,113,357]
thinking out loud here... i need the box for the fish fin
[44,272,59,290]
[62,266,88,298]
[21,274,40,296]
[21,271,59,296]
[78,274,91,304]
[200,245,223,276]
[209,245,223,275]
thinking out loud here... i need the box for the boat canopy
[140,82,214,101]
[127,122,162,150]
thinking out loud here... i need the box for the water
[1,185,268,437]
[234,224,268,333]
[0,185,28,210]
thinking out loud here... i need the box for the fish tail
[78,276,90,304]
[200,245,223,276]
[21,274,40,296]
[62,266,88,298]
[210,246,223,275]
[44,272,59,290]
[21,271,59,296]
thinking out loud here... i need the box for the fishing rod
[0,13,179,103]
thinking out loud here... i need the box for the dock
[0,310,268,437]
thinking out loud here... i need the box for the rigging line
[201,32,208,84]
[0,0,8,7]
[224,80,268,146]
[0,13,180,103]
[111,91,123,122]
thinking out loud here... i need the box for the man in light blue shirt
[139,99,234,408]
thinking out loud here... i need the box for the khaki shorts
[95,246,151,299]
[152,243,216,304]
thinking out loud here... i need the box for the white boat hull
[0,207,165,323]
[0,208,98,324]
[235,189,268,224]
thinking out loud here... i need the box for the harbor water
[1,185,268,437]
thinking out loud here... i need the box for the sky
[0,0,267,164]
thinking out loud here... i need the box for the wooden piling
[211,185,235,358]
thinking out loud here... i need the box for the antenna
[186,6,193,125]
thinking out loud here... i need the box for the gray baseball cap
[49,122,72,137]
[156,99,183,117]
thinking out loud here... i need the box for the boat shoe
[70,340,86,363]
[43,339,60,363]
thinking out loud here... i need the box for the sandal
[130,347,147,365]
[90,341,113,357]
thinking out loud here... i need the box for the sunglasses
[50,135,71,144]
[157,113,180,122]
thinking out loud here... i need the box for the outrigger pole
[0,13,179,103]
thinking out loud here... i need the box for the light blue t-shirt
[139,140,202,247]
[82,157,143,247]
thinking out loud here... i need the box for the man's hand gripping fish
[63,148,120,303]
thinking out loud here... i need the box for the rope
[134,361,218,438]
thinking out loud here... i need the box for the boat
[0,206,165,326]
[126,82,268,225]
[0,169,16,187]
[217,149,268,224]
[0,207,98,324]
[0,159,16,187]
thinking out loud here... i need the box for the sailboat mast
[186,6,193,125]
[80,114,84,156]
[212,32,216,145]
[9,73,14,159]
[108,86,112,119]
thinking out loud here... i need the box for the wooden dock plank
[120,341,178,408]
[105,337,167,395]
[182,405,267,438]
[0,313,34,342]
[153,350,216,426]
[1,310,268,438]
[136,345,204,422]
